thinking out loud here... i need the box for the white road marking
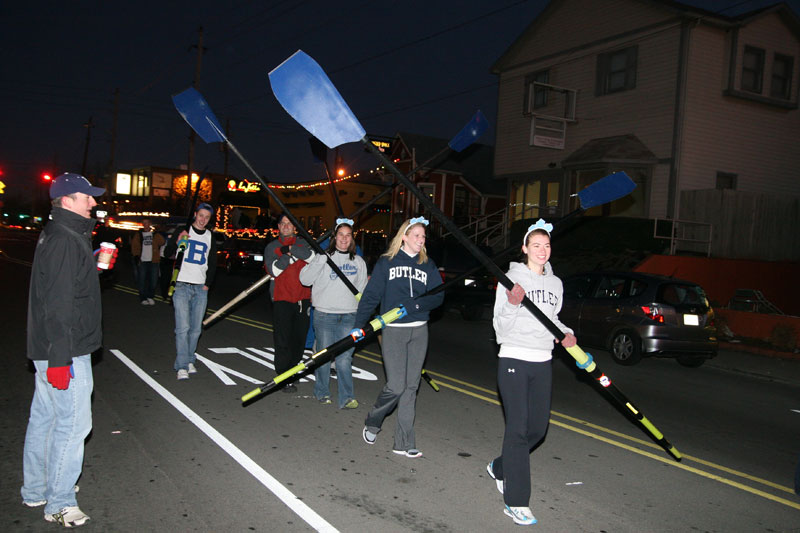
[199,346,378,386]
[791,409,800,414]
[110,349,339,533]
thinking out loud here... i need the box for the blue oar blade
[448,110,488,152]
[576,171,636,209]
[172,87,226,144]
[269,50,366,149]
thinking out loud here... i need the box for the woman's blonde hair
[383,219,428,264]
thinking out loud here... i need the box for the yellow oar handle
[565,345,597,373]
[241,387,262,402]
[368,306,406,332]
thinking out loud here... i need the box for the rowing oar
[420,172,637,300]
[167,168,208,298]
[241,306,407,404]
[201,110,487,329]
[172,88,360,299]
[268,50,681,461]
[203,274,272,327]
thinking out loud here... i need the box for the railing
[441,207,508,250]
[653,218,713,257]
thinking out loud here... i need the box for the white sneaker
[187,363,197,374]
[504,505,537,525]
[177,369,189,380]
[141,300,149,306]
[487,462,504,494]
[45,506,90,527]
[147,298,156,305]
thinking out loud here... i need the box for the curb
[719,341,800,361]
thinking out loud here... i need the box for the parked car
[439,267,497,320]
[560,271,718,367]
[217,238,267,274]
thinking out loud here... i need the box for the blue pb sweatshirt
[354,249,444,328]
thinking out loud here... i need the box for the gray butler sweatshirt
[298,250,368,314]
[493,261,573,362]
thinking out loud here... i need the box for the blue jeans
[313,310,356,407]
[173,282,208,371]
[137,261,159,301]
[21,355,93,514]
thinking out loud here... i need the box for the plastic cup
[97,242,117,269]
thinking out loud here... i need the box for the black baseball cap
[49,173,105,199]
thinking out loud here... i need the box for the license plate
[683,314,699,326]
[253,255,263,262]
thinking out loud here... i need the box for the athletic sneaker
[140,300,149,306]
[362,427,377,445]
[392,449,423,458]
[318,396,332,404]
[187,363,197,374]
[147,298,156,305]
[504,505,537,526]
[45,506,90,527]
[343,399,358,409]
[176,369,189,380]
[487,461,504,494]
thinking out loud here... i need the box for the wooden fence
[679,189,800,261]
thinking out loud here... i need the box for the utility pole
[81,116,95,176]
[186,26,205,211]
[107,88,119,201]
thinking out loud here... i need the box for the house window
[524,70,549,113]
[716,171,737,190]
[596,46,637,95]
[742,46,765,94]
[771,53,794,99]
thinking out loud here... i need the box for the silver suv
[560,271,718,367]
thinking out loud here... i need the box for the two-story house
[492,0,800,259]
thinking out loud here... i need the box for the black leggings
[492,358,552,507]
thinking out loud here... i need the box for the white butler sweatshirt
[493,261,573,362]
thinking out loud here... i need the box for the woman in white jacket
[486,219,577,526]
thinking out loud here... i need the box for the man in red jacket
[264,213,314,393]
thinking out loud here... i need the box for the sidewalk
[710,341,800,387]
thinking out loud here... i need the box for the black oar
[202,111,488,328]
[268,50,681,462]
[241,306,407,404]
[422,171,637,300]
[172,88,359,298]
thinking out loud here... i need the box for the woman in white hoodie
[486,219,577,526]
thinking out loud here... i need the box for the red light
[238,251,247,257]
[641,306,665,323]
[42,173,52,182]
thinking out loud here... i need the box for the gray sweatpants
[364,324,428,451]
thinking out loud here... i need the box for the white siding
[680,14,800,198]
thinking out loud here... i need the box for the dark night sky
[1,0,798,202]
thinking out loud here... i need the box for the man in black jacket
[21,173,106,528]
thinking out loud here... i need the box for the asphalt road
[2,227,799,532]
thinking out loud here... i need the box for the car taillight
[641,306,664,323]
[238,251,247,257]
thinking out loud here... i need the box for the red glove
[506,283,525,306]
[46,365,73,390]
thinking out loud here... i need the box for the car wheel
[677,355,706,368]
[610,330,642,366]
